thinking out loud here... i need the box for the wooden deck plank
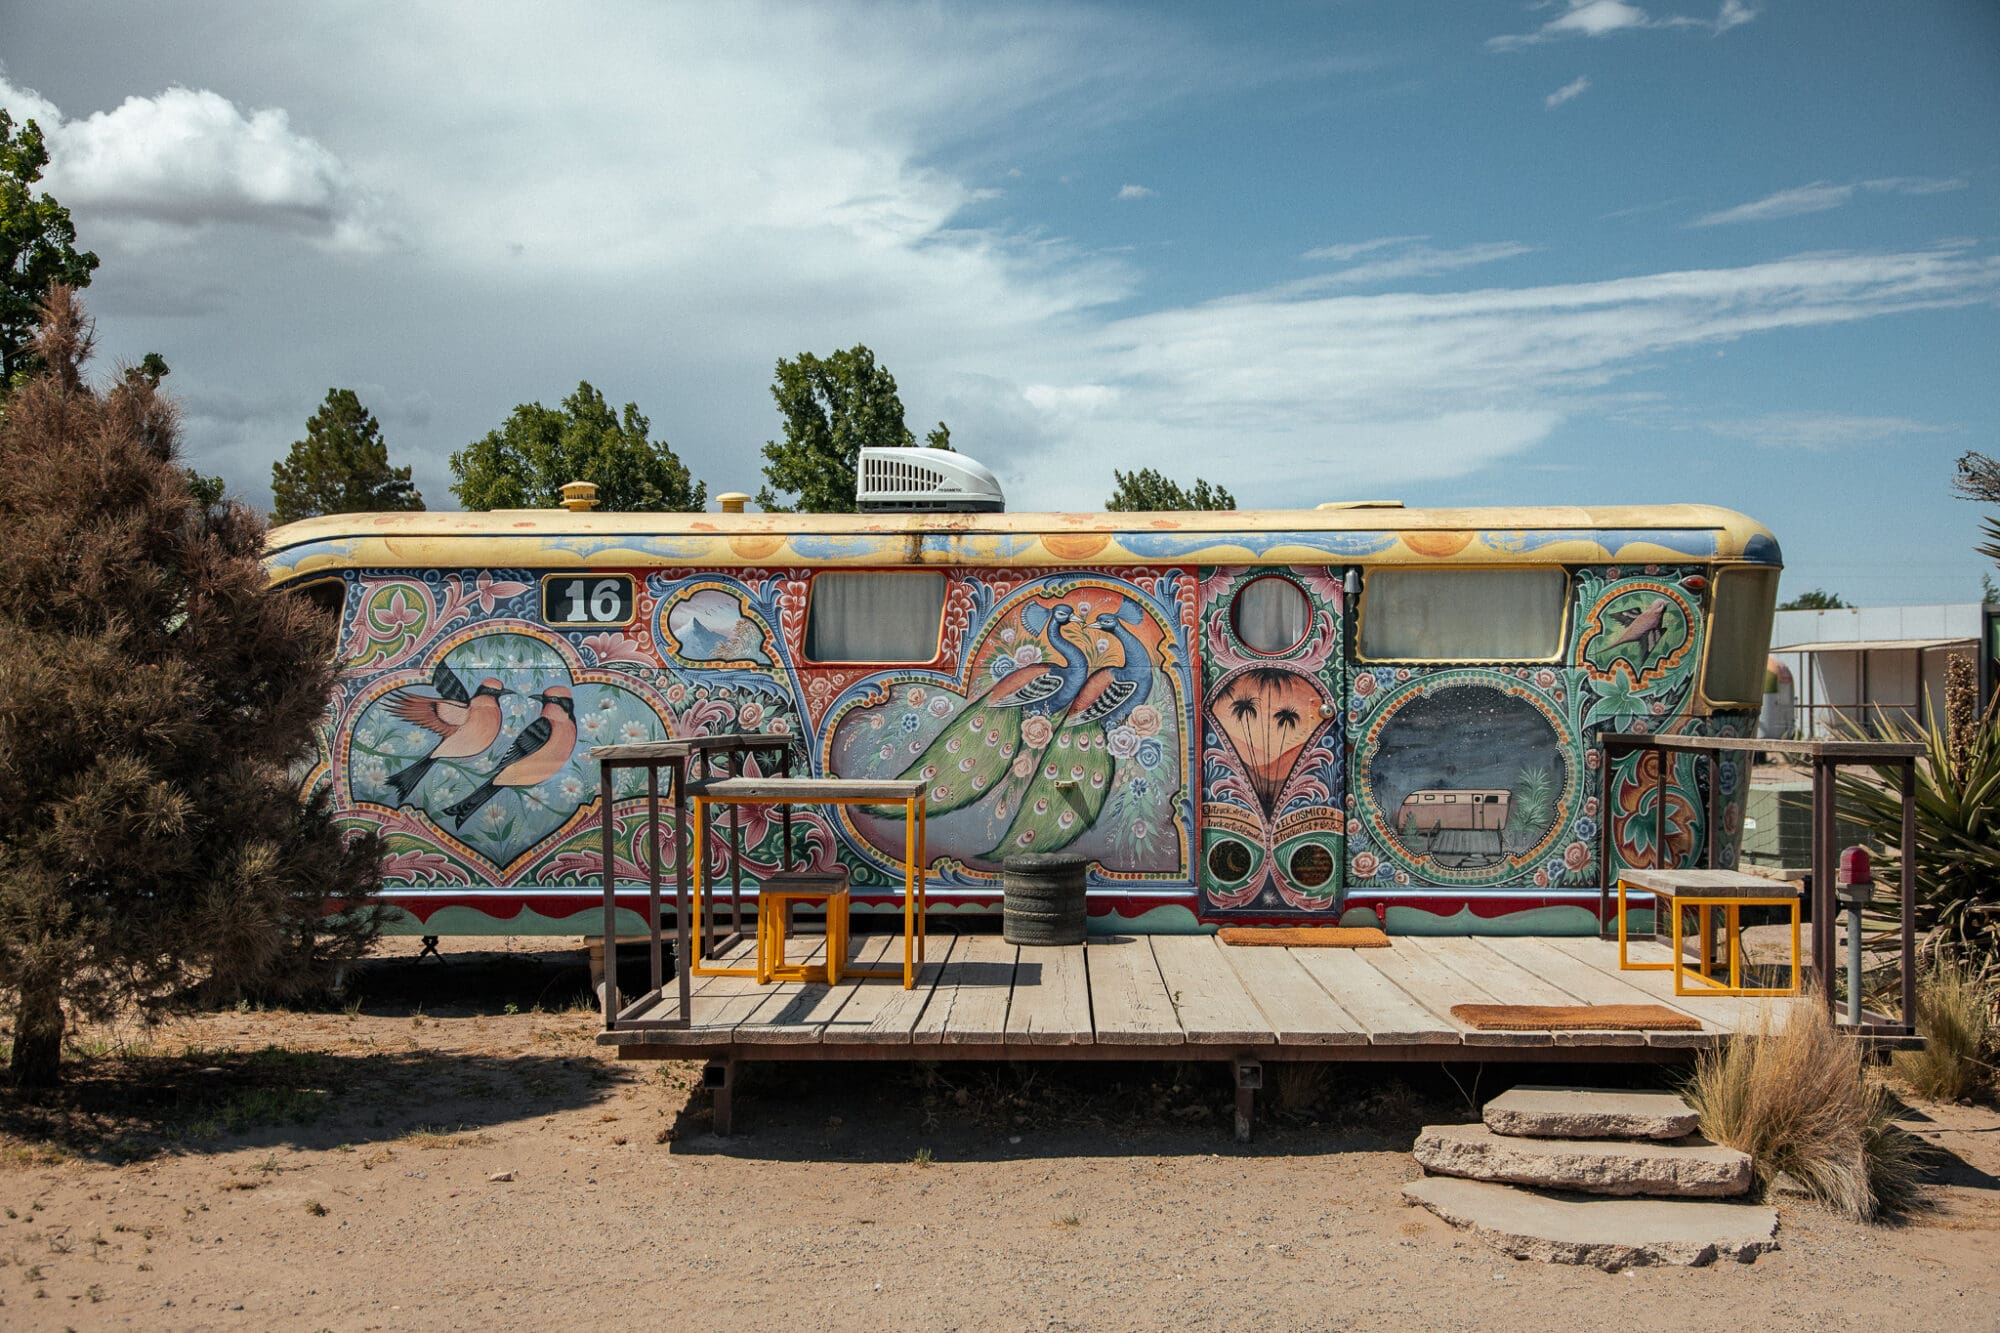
[1355,938,1555,1048]
[1285,948,1461,1045]
[1217,944,1368,1045]
[913,933,1017,1044]
[816,934,952,1044]
[1150,935,1276,1044]
[727,938,861,1045]
[1472,937,1720,1048]
[1406,937,1648,1047]
[1005,939,1093,1046]
[1084,937,1182,1045]
[1541,936,1778,1037]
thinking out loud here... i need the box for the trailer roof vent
[857,447,1005,513]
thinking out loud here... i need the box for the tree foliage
[1779,588,1848,611]
[450,381,705,512]
[1,111,100,385]
[1957,451,2000,570]
[270,388,425,525]
[1104,467,1236,512]
[757,345,946,513]
[0,288,382,1088]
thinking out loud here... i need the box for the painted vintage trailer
[265,500,1781,938]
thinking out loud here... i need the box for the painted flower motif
[1022,714,1055,748]
[1132,819,1150,839]
[1553,689,1566,703]
[619,721,650,744]
[900,713,922,734]
[772,718,791,734]
[375,588,422,631]
[1534,867,1550,888]
[666,684,687,705]
[1393,870,1409,885]
[481,804,508,828]
[1128,704,1163,737]
[558,775,585,801]
[1136,737,1163,769]
[1012,642,1043,666]
[1130,777,1150,799]
[928,696,953,719]
[1534,669,1557,689]
[906,686,927,706]
[1373,668,1397,687]
[1650,701,1667,715]
[1584,796,1600,817]
[1585,749,1602,770]
[1354,673,1376,698]
[1348,815,1365,837]
[1564,841,1590,870]
[580,712,609,739]
[472,570,531,613]
[1000,626,1018,645]
[1352,851,1380,879]
[1095,636,1113,655]
[1575,816,1599,842]
[358,757,388,788]
[1011,753,1035,778]
[1107,727,1139,759]
[1395,668,1411,682]
[869,714,884,730]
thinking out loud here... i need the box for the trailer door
[1196,568,1347,917]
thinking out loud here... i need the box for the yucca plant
[1836,656,2000,969]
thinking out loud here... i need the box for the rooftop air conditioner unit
[856,447,1006,513]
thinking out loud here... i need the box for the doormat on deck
[1449,1003,1701,1032]
[1218,926,1390,948]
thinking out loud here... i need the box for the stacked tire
[1003,854,1088,946]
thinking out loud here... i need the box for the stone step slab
[1414,1123,1752,1198]
[1404,1176,1778,1270]
[1483,1085,1701,1141]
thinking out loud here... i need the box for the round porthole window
[1231,575,1311,656]
[1288,843,1335,888]
[1207,839,1253,884]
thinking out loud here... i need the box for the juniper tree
[0,288,381,1089]
[270,388,425,524]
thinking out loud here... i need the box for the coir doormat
[1218,926,1391,948]
[1448,1003,1701,1032]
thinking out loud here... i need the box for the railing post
[600,757,618,1029]
[647,765,663,997]
[1899,757,1917,1034]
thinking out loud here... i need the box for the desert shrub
[1686,1001,1923,1222]
[1893,959,1996,1103]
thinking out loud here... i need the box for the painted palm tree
[1211,666,1326,815]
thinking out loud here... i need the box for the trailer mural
[299,555,1759,930]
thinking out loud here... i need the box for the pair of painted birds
[382,663,578,830]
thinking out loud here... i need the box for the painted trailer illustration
[265,447,1780,939]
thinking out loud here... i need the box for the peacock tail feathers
[984,720,1114,857]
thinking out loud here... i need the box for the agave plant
[1836,665,2000,969]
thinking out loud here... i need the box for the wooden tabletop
[1619,867,1802,898]
[686,776,927,802]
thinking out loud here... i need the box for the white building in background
[1767,602,1981,737]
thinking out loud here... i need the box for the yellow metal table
[690,776,929,989]
[1617,867,1802,998]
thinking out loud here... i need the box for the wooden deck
[599,930,1780,1062]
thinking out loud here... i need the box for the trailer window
[1359,569,1566,661]
[1232,575,1311,655]
[1703,566,1779,706]
[804,571,948,663]
[291,578,348,660]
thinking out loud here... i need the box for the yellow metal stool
[1617,868,1802,997]
[755,869,852,985]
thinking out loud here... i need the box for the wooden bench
[1617,868,1802,997]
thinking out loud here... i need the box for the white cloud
[0,75,386,251]
[1490,0,1756,50]
[1117,183,1155,200]
[1703,412,1955,449]
[1694,175,1970,226]
[1545,76,1592,109]
[1290,239,1534,291]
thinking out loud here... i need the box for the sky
[4,1,1998,605]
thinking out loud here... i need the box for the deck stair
[1405,1085,1778,1268]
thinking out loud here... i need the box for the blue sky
[4,1,1997,604]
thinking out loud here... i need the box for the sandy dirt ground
[3,935,1998,1332]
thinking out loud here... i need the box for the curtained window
[804,571,948,662]
[1232,575,1311,655]
[1360,568,1566,661]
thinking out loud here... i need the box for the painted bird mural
[444,686,579,830]
[383,662,511,803]
[981,597,1151,859]
[1604,597,1674,666]
[882,602,1092,817]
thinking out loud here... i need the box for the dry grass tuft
[1894,960,1996,1103]
[1686,1000,1924,1222]
[1274,1063,1330,1114]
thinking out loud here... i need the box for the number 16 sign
[542,574,636,626]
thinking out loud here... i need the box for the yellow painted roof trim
[266,503,1780,583]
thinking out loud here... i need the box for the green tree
[270,389,425,525]
[1779,589,1848,611]
[0,288,381,1088]
[451,381,705,512]
[1104,467,1236,511]
[0,111,99,385]
[757,345,947,512]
